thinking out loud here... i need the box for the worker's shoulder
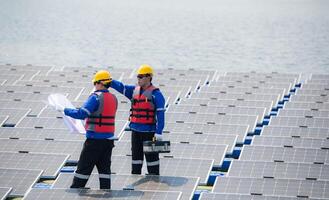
[151,88,165,98]
[151,86,161,93]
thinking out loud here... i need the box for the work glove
[154,133,163,141]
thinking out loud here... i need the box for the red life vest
[130,85,158,124]
[85,92,118,133]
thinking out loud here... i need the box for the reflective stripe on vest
[130,85,158,124]
[85,92,117,133]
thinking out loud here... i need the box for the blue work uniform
[111,80,165,175]
[64,89,117,189]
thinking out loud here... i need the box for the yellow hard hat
[137,64,154,75]
[92,70,112,84]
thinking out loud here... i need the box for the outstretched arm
[110,80,135,99]
[64,95,99,120]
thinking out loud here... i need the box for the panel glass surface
[24,188,181,200]
[53,174,197,200]
[0,152,69,178]
[213,177,329,199]
[0,168,42,197]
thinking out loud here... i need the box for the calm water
[0,0,329,73]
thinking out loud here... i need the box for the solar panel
[224,72,300,80]
[158,85,192,97]
[1,69,40,81]
[14,81,94,95]
[284,102,329,110]
[60,66,133,73]
[113,140,227,165]
[289,94,329,103]
[200,192,300,200]
[212,176,329,199]
[0,116,8,126]
[0,168,43,197]
[0,152,69,178]
[0,127,85,141]
[0,108,30,126]
[161,143,227,165]
[161,90,181,105]
[16,117,68,129]
[239,146,329,164]
[0,85,84,101]
[156,68,215,76]
[0,74,23,85]
[215,76,298,86]
[269,116,329,128]
[261,126,329,139]
[15,79,89,86]
[296,89,329,96]
[301,83,329,90]
[110,155,213,184]
[0,64,51,72]
[165,112,257,133]
[47,71,94,78]
[205,81,293,95]
[310,74,329,80]
[190,92,281,107]
[307,79,329,84]
[24,188,182,200]
[164,122,249,143]
[198,87,286,101]
[0,187,12,200]
[119,131,237,154]
[53,174,197,200]
[0,100,46,116]
[0,138,83,162]
[228,160,329,180]
[156,71,212,83]
[128,77,203,88]
[252,136,329,149]
[0,92,50,101]
[179,98,273,116]
[167,105,266,124]
[32,75,92,83]
[278,109,329,118]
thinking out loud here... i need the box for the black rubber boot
[70,177,88,188]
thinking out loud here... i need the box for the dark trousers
[71,139,114,189]
[131,131,160,175]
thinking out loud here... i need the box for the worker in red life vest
[60,70,117,189]
[111,64,165,175]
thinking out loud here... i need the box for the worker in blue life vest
[57,70,117,189]
[110,64,165,175]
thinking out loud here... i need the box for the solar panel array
[0,65,217,199]
[1,64,327,199]
[0,168,43,196]
[0,187,12,200]
[210,73,329,199]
